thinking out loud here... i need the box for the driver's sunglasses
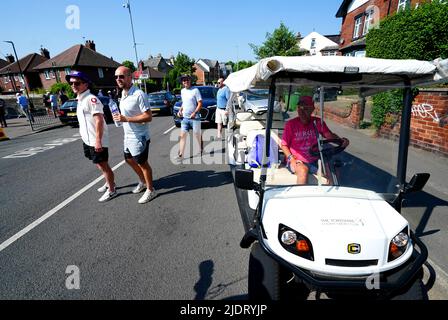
[69,81,83,86]
[298,105,314,110]
[115,75,126,79]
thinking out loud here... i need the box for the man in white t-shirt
[66,70,116,202]
[177,74,202,159]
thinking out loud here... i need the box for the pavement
[0,116,63,140]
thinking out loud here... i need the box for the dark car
[58,96,115,127]
[172,86,218,127]
[147,91,177,115]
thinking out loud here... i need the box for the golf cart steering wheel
[309,138,347,158]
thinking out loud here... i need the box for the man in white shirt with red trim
[66,71,117,202]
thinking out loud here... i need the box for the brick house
[140,54,173,76]
[33,40,120,91]
[0,52,48,92]
[194,59,220,85]
[336,0,425,57]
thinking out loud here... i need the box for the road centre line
[0,160,126,253]
[163,125,176,135]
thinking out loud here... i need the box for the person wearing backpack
[280,96,349,185]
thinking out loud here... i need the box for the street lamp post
[4,40,34,109]
[123,0,139,69]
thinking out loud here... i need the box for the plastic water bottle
[109,99,122,127]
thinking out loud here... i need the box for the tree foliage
[121,60,136,73]
[50,83,75,99]
[164,52,196,90]
[249,22,301,60]
[366,0,448,128]
[226,60,255,72]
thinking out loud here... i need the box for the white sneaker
[138,189,157,204]
[97,183,108,193]
[98,190,117,202]
[132,182,146,194]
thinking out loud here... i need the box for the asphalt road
[0,116,247,299]
[0,115,447,300]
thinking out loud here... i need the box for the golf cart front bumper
[257,231,427,296]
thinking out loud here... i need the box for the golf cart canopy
[224,56,448,96]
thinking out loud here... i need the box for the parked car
[147,91,177,115]
[172,86,218,127]
[58,96,115,127]
[242,89,283,114]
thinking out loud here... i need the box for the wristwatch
[287,154,294,162]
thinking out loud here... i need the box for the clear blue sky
[1,0,343,65]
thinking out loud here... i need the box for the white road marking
[0,160,126,253]
[163,125,176,135]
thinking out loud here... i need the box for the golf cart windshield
[225,56,448,198]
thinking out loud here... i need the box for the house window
[3,76,8,83]
[353,16,363,39]
[310,38,316,49]
[397,0,410,12]
[362,9,374,35]
[44,70,50,80]
[14,75,19,81]
[355,50,366,57]
[50,70,55,79]
[98,68,104,78]
[65,68,71,75]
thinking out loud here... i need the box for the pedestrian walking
[59,90,69,105]
[66,70,117,202]
[215,77,230,140]
[0,98,7,128]
[49,91,59,117]
[177,74,203,159]
[111,66,157,204]
[16,92,34,122]
[43,92,52,116]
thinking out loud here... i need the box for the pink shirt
[281,116,330,163]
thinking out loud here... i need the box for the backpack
[248,134,278,168]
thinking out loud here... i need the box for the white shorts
[215,108,228,125]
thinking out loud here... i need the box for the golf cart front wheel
[248,243,281,300]
[391,273,428,300]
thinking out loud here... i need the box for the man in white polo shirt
[66,70,116,202]
[112,66,156,204]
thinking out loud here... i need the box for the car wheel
[248,242,281,300]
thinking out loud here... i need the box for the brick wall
[315,102,362,129]
[378,89,448,156]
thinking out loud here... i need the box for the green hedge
[366,0,448,128]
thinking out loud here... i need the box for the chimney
[85,40,96,51]
[40,47,50,59]
[6,54,15,63]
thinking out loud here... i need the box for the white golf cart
[225,56,448,300]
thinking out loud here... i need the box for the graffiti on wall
[412,103,447,127]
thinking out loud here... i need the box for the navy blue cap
[65,70,91,83]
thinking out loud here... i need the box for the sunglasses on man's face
[69,81,83,86]
[115,75,126,79]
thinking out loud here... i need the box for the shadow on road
[194,260,214,300]
[154,170,233,196]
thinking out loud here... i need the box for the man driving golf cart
[280,95,349,185]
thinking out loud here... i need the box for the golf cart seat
[250,165,329,186]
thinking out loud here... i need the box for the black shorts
[83,143,109,164]
[124,139,150,165]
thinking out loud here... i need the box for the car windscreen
[148,94,166,101]
[197,87,217,99]
[62,101,77,108]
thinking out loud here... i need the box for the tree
[121,60,136,73]
[249,22,301,60]
[226,60,255,72]
[366,0,448,60]
[164,52,196,90]
[366,0,448,129]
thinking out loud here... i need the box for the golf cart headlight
[281,231,297,245]
[278,224,314,261]
[392,232,409,247]
[388,227,409,262]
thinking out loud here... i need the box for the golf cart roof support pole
[318,86,327,176]
[397,81,413,187]
[260,77,277,187]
